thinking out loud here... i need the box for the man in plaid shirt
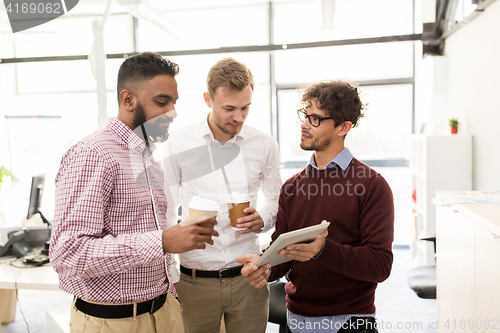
[49,52,218,333]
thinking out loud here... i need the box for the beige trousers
[69,292,184,333]
[177,273,269,333]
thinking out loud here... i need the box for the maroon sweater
[268,158,394,317]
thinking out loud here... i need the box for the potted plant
[449,118,459,134]
[0,165,17,189]
[0,164,17,224]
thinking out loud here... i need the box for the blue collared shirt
[307,147,353,171]
[288,147,375,333]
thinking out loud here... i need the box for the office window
[12,14,134,58]
[168,52,270,89]
[15,58,122,94]
[274,42,414,84]
[16,61,97,94]
[454,0,478,22]
[2,116,66,225]
[373,166,412,245]
[346,84,413,160]
[273,0,414,45]
[278,83,413,164]
[137,4,269,52]
[0,1,417,243]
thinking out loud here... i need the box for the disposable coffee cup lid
[227,192,250,204]
[188,196,219,211]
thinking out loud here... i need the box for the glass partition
[273,0,414,44]
[274,42,414,84]
[137,4,269,52]
[0,0,417,244]
[12,14,134,58]
[278,83,413,164]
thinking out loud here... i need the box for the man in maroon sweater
[238,80,394,333]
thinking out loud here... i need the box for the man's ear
[203,92,212,108]
[119,90,135,111]
[338,121,353,136]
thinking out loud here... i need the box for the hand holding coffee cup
[180,215,217,228]
[227,192,251,231]
[188,196,219,245]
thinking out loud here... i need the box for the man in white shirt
[164,58,282,333]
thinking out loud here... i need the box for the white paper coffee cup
[189,196,219,244]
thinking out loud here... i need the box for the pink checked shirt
[50,117,174,304]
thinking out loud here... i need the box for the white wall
[442,0,500,190]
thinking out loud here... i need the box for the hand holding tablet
[255,221,330,267]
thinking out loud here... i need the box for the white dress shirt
[164,116,281,281]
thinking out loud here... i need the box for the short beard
[212,110,244,137]
[133,102,170,144]
[300,137,331,151]
[132,102,146,129]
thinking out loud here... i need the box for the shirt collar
[307,147,353,171]
[198,114,246,143]
[107,117,156,155]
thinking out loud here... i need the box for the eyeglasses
[297,108,334,127]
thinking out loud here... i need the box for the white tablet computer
[255,222,330,267]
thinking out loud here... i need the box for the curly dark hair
[300,80,366,128]
[117,52,179,104]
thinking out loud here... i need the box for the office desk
[0,258,59,324]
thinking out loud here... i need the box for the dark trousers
[286,316,378,333]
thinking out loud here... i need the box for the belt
[74,293,167,319]
[180,265,243,279]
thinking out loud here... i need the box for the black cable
[14,268,31,333]
[5,247,50,268]
[0,250,50,332]
[0,251,50,332]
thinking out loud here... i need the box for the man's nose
[232,110,243,122]
[165,109,177,119]
[300,117,310,130]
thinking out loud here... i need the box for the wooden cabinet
[436,203,500,332]
[451,211,475,333]
[474,224,500,333]
[410,135,472,266]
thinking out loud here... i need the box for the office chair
[407,235,436,299]
[268,280,287,333]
